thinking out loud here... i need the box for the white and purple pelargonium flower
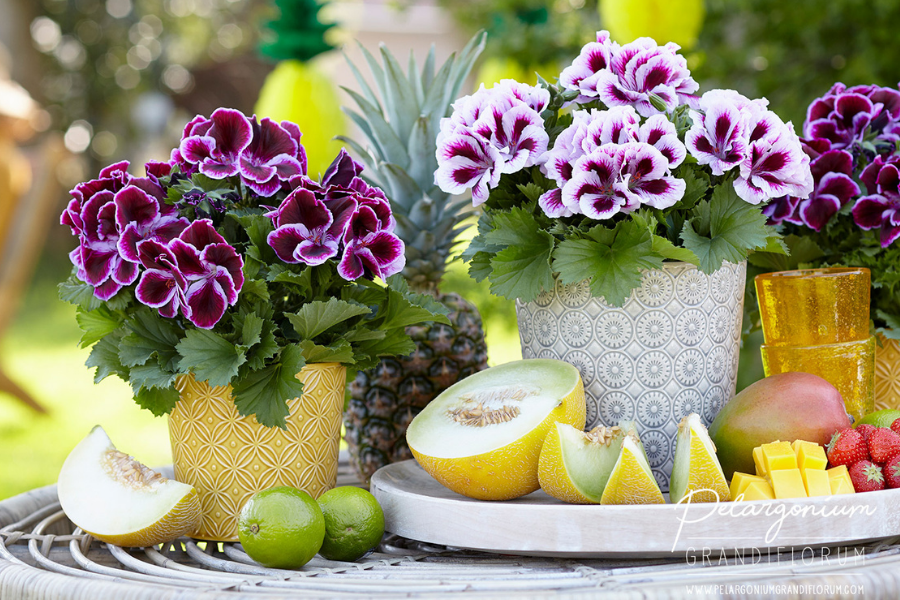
[852,155,900,247]
[266,188,354,266]
[734,118,813,206]
[562,145,632,219]
[435,81,549,205]
[560,31,699,117]
[338,204,406,282]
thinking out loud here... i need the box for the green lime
[238,486,324,569]
[856,409,900,429]
[317,486,385,562]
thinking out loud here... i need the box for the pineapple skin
[345,292,489,482]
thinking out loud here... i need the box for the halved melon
[407,359,585,500]
[57,426,201,547]
[538,423,625,504]
[670,413,731,504]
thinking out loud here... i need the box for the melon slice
[538,423,625,504]
[57,426,201,547]
[600,426,665,505]
[670,413,731,504]
[407,359,585,500]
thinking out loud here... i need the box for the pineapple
[340,34,490,481]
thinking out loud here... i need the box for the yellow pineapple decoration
[600,0,705,49]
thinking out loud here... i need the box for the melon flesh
[57,426,201,547]
[539,423,625,504]
[670,413,731,504]
[407,359,585,500]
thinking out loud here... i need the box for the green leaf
[118,308,182,370]
[176,329,246,388]
[75,306,124,348]
[379,275,451,329]
[286,298,371,340]
[228,209,276,264]
[516,182,546,204]
[673,168,709,211]
[134,385,179,417]
[553,221,663,307]
[680,186,772,274]
[651,234,700,265]
[129,362,177,391]
[468,252,494,282]
[748,235,824,271]
[353,328,417,369]
[298,339,355,363]
[483,207,555,301]
[240,278,270,302]
[86,331,128,384]
[232,344,307,428]
[58,276,107,311]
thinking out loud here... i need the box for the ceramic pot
[516,261,746,491]
[168,363,346,541]
[875,334,900,412]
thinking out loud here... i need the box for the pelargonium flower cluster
[538,105,686,218]
[61,161,190,301]
[174,107,308,197]
[266,150,406,281]
[559,30,699,117]
[63,109,404,331]
[435,80,550,205]
[685,90,813,205]
[764,82,900,246]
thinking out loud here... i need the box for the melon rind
[57,426,202,547]
[670,413,731,504]
[600,431,665,505]
[538,423,625,504]
[408,359,585,501]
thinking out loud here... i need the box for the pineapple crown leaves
[259,0,336,63]
[337,32,486,212]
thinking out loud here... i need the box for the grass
[0,256,522,501]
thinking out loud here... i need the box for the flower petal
[852,195,890,230]
[185,279,228,329]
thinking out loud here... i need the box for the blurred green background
[2,0,900,500]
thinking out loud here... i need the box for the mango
[709,372,851,479]
[768,469,807,499]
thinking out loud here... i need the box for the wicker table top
[2,456,900,599]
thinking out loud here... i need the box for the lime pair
[238,485,385,569]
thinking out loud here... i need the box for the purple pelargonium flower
[170,220,244,329]
[266,188,354,266]
[75,191,138,301]
[782,150,859,231]
[115,185,189,263]
[180,108,253,178]
[853,155,900,247]
[135,239,189,320]
[802,83,900,149]
[434,131,502,206]
[563,145,632,219]
[239,117,306,196]
[337,206,406,281]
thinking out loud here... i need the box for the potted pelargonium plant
[59,107,448,541]
[753,82,900,411]
[437,31,813,489]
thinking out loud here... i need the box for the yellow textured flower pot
[168,363,346,541]
[875,334,900,412]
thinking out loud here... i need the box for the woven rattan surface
[3,456,900,599]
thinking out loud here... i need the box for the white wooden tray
[371,460,900,558]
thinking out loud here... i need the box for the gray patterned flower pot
[516,261,746,491]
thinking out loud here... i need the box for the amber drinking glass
[755,268,874,421]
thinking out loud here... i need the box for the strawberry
[826,428,869,467]
[856,424,876,442]
[849,460,885,492]
[885,455,900,489]
[868,427,900,463]
[891,418,900,437]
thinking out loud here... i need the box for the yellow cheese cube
[738,480,775,501]
[730,472,767,499]
[768,468,807,499]
[793,441,828,470]
[827,465,856,495]
[801,468,831,497]
[753,446,768,476]
[761,441,798,472]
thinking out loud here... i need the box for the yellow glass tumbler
[755,267,874,421]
